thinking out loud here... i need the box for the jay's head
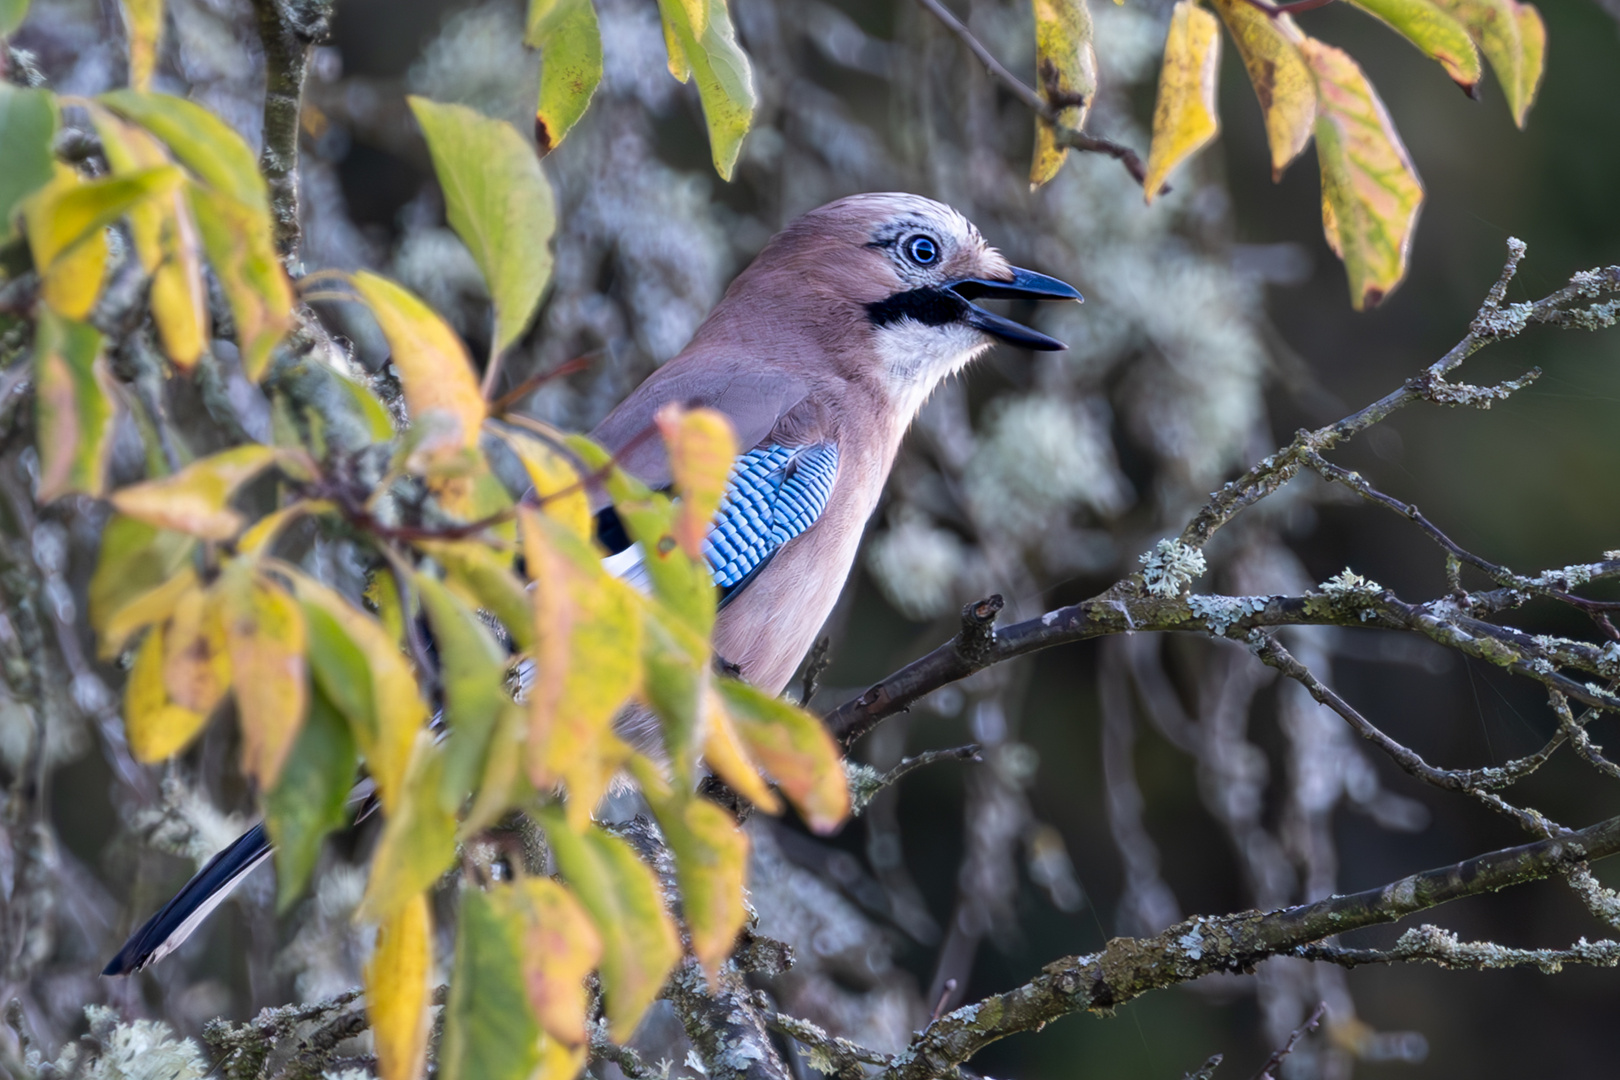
[712,193,1081,407]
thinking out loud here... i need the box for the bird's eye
[903,235,938,265]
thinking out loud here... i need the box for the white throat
[872,318,992,426]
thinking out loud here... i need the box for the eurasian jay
[104,192,1081,975]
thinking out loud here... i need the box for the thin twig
[1250,1001,1324,1080]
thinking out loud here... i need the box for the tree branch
[1296,924,1620,974]
[876,812,1620,1079]
[250,0,335,261]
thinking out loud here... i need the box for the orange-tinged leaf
[520,507,643,825]
[350,271,485,448]
[33,310,116,502]
[162,582,231,715]
[187,183,293,379]
[294,573,428,810]
[120,0,163,91]
[491,427,591,540]
[541,809,681,1041]
[101,564,197,658]
[715,679,848,834]
[1030,0,1098,188]
[699,683,781,814]
[1348,0,1480,90]
[108,444,280,540]
[124,624,208,761]
[641,779,749,980]
[366,892,433,1080]
[441,885,542,1080]
[655,404,736,559]
[514,877,603,1045]
[1209,0,1315,179]
[1431,0,1543,127]
[1303,39,1424,310]
[360,734,458,926]
[218,564,307,787]
[1143,2,1221,203]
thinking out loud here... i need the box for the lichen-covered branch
[875,812,1620,1080]
[1297,924,1620,974]
[250,0,336,260]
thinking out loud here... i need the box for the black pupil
[908,236,936,264]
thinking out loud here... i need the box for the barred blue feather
[704,443,839,605]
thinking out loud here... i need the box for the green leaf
[1143,1,1221,203]
[656,0,756,180]
[265,679,356,910]
[99,90,270,211]
[0,84,58,244]
[417,574,509,808]
[1030,0,1097,188]
[187,182,293,379]
[525,0,604,153]
[1303,39,1425,310]
[440,887,545,1080]
[0,0,31,34]
[360,735,459,926]
[89,515,195,638]
[107,444,280,540]
[1209,0,1315,180]
[33,310,116,502]
[294,573,428,810]
[714,678,849,834]
[1430,0,1544,127]
[408,98,558,362]
[637,772,749,980]
[541,809,681,1041]
[1348,0,1481,91]
[414,538,535,652]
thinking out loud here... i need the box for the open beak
[948,267,1083,351]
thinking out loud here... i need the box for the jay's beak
[948,267,1083,351]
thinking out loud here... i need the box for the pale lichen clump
[1139,538,1207,597]
[1319,569,1383,599]
[865,509,970,620]
[1187,594,1269,637]
[31,1006,209,1080]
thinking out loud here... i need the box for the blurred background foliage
[4,0,1620,1076]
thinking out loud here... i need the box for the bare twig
[1250,1001,1324,1080]
[249,0,335,261]
[798,636,832,708]
[765,1011,892,1080]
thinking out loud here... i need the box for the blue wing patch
[704,443,839,607]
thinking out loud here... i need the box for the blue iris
[905,235,938,265]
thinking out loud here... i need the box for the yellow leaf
[237,499,333,556]
[218,564,307,787]
[1030,0,1098,188]
[120,0,164,91]
[162,582,231,715]
[654,404,736,560]
[99,90,269,211]
[1348,0,1481,91]
[1209,0,1315,180]
[124,624,208,761]
[640,777,750,980]
[350,271,485,449]
[541,810,681,1041]
[101,564,196,658]
[715,679,848,834]
[699,683,781,813]
[491,427,591,541]
[525,0,604,153]
[1143,2,1221,203]
[1430,0,1544,127]
[367,892,433,1080]
[33,310,116,502]
[294,573,428,810]
[656,0,755,180]
[521,507,643,826]
[108,444,281,540]
[514,878,603,1045]
[1302,39,1424,310]
[188,183,293,379]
